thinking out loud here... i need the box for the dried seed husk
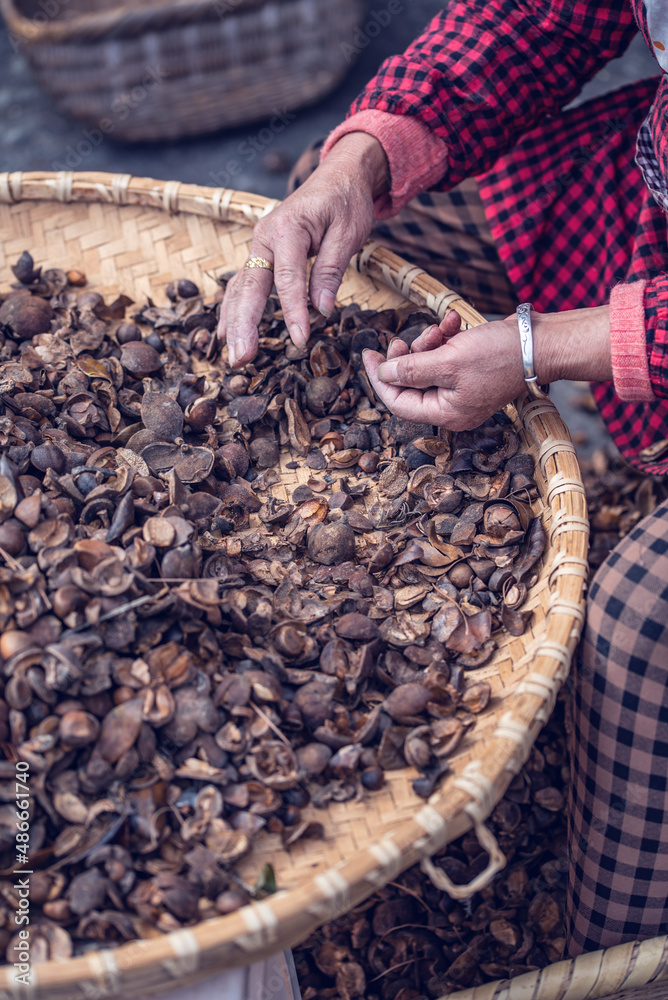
[247,741,299,790]
[293,681,336,730]
[383,683,431,723]
[457,639,496,669]
[377,726,409,770]
[502,604,532,636]
[184,396,216,433]
[284,398,311,455]
[140,392,184,441]
[511,516,546,582]
[59,711,100,747]
[430,717,465,757]
[450,518,477,546]
[0,290,54,338]
[385,415,433,444]
[227,393,271,424]
[334,613,379,642]
[503,580,527,609]
[0,253,549,963]
[308,521,355,565]
[120,341,162,378]
[142,517,176,548]
[93,699,143,764]
[329,448,362,469]
[297,742,333,776]
[404,725,432,770]
[461,682,491,714]
[394,585,428,609]
[378,460,409,499]
[140,441,214,483]
[380,611,430,648]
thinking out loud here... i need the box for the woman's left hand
[363,311,526,430]
[363,304,612,430]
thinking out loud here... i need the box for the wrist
[524,305,612,384]
[322,132,390,199]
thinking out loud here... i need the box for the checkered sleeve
[349,0,637,187]
[643,274,668,399]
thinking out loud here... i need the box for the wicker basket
[443,937,668,1000]
[0,171,652,1000]
[0,0,365,141]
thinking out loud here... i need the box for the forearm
[533,305,613,384]
[319,131,390,200]
[320,111,447,218]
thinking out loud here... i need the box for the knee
[580,508,668,689]
[579,553,620,682]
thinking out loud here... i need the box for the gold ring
[244,256,273,271]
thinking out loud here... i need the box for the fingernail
[228,341,236,367]
[317,290,335,318]
[290,323,306,347]
[231,337,246,367]
[377,360,399,383]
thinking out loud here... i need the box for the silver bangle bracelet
[516,302,550,399]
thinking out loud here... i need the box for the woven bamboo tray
[0,171,641,1000]
[444,936,668,1000]
[0,0,365,141]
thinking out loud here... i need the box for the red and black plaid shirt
[349,0,668,475]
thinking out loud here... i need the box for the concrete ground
[0,9,659,454]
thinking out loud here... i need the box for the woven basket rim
[0,171,590,996]
[0,0,301,44]
[444,934,668,1000]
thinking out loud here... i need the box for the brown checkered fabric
[288,141,519,317]
[567,498,668,957]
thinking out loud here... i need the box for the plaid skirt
[568,500,668,956]
[289,125,668,959]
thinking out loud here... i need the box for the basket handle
[420,819,506,899]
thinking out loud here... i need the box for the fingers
[272,227,312,349]
[439,310,463,338]
[308,226,352,319]
[411,311,462,354]
[220,257,275,367]
[220,197,317,365]
[375,344,456,390]
[364,350,457,425]
[410,324,441,354]
[363,349,406,409]
[387,337,409,361]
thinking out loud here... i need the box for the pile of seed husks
[0,252,544,961]
[296,450,668,999]
[296,694,570,1000]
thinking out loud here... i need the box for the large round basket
[0,0,365,141]
[0,173,660,1000]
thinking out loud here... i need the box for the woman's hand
[218,133,389,367]
[363,305,612,430]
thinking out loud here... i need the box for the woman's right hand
[218,132,389,367]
